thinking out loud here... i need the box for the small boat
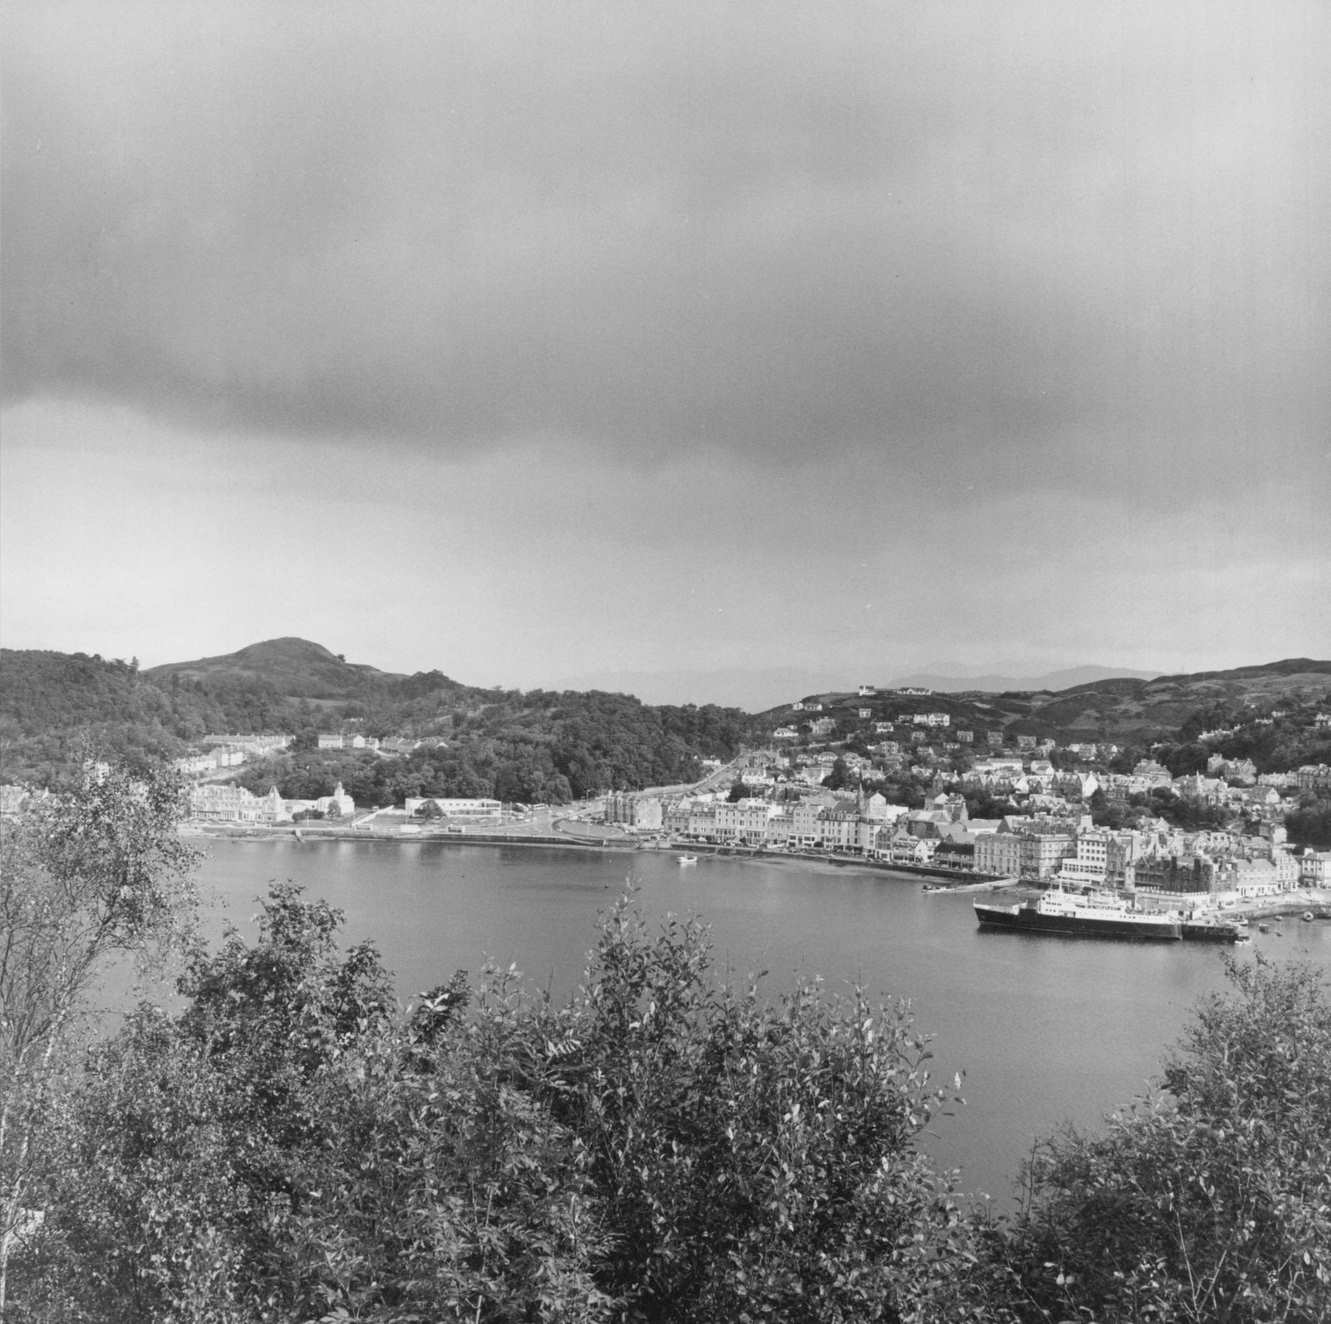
[1258,923,1270,934]
[677,854,699,866]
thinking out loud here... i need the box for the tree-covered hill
[0,643,757,797]
[4,641,1329,794]
[144,636,407,699]
[763,658,1331,748]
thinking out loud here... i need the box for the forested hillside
[0,642,756,799]
[768,658,1331,757]
[5,641,1329,800]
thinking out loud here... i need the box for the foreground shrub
[1000,956,1331,1323]
[13,890,979,1323]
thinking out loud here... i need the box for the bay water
[163,837,1331,1205]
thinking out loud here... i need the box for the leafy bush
[999,957,1331,1322]
[13,891,979,1323]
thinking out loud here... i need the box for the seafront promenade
[179,816,1331,922]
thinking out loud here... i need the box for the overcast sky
[3,1,1328,707]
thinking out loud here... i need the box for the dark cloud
[4,2,1327,495]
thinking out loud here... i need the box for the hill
[145,637,405,700]
[764,659,1331,750]
[887,664,1159,693]
[0,640,758,798]
[4,642,1329,796]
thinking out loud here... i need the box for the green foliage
[1126,787,1232,831]
[1160,741,1210,778]
[16,887,607,1323]
[1000,958,1331,1323]
[963,790,1021,821]
[0,767,198,1318]
[1284,795,1331,849]
[507,904,979,1322]
[13,892,986,1323]
[11,786,1331,1323]
[1,650,757,801]
[822,755,852,791]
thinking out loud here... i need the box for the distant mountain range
[554,663,1160,709]
[886,665,1160,694]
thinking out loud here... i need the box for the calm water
[164,838,1331,1204]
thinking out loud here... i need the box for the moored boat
[974,888,1182,941]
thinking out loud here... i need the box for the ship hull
[974,902,1181,941]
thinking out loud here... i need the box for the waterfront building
[887,829,936,865]
[974,831,1023,878]
[686,803,718,841]
[189,782,286,824]
[817,798,863,852]
[1300,850,1331,886]
[713,798,776,845]
[604,791,664,830]
[1208,855,1290,898]
[1133,853,1213,897]
[315,782,356,818]
[1105,831,1144,889]
[1019,830,1075,880]
[662,799,692,836]
[1056,828,1113,887]
[788,798,827,848]
[933,832,976,872]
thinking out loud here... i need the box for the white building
[1057,829,1111,887]
[189,783,286,824]
[404,796,501,818]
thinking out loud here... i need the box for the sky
[3,1,1328,709]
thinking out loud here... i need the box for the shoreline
[179,823,1331,916]
[179,821,976,883]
